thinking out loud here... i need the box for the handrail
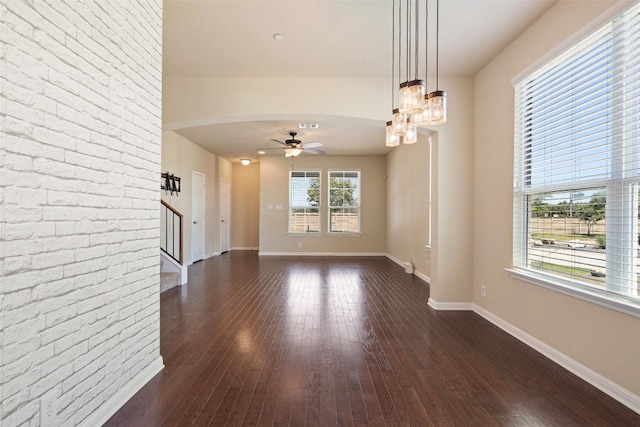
[161,200,183,265]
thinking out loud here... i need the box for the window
[328,171,360,233]
[513,3,640,306]
[289,170,320,233]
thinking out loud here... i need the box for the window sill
[327,232,361,237]
[506,267,640,319]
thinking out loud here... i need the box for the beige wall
[429,77,475,304]
[386,133,431,278]
[259,155,387,254]
[163,77,390,128]
[161,130,220,262]
[473,0,640,398]
[219,156,233,182]
[232,163,260,249]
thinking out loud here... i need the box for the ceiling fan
[266,132,326,157]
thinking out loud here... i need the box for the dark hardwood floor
[105,251,640,426]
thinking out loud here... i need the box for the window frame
[511,3,640,317]
[288,169,322,235]
[327,170,361,235]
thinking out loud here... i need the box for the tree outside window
[574,192,606,236]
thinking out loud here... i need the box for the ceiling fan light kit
[284,148,303,157]
[386,0,447,147]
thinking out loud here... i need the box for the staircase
[160,200,187,292]
[160,271,181,293]
[161,200,183,265]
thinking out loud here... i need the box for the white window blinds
[513,3,640,302]
[289,171,321,233]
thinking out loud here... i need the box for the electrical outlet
[481,285,487,298]
[41,389,58,426]
[298,242,302,248]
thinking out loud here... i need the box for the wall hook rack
[161,172,181,195]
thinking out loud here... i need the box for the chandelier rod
[425,0,429,90]
[406,0,410,84]
[436,0,440,89]
[398,0,403,91]
[414,0,420,80]
[391,0,395,109]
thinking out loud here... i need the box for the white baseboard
[385,253,404,267]
[258,251,386,257]
[81,355,164,427]
[188,252,223,264]
[427,298,473,311]
[472,304,640,415]
[385,254,430,283]
[414,271,431,283]
[429,300,640,415]
[232,247,259,251]
[180,266,188,285]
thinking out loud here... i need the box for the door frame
[219,179,231,254]
[191,171,206,263]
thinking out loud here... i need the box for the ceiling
[164,0,557,162]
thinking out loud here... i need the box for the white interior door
[192,171,205,263]
[220,180,230,254]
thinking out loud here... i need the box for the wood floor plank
[105,252,640,427]
[200,268,288,425]
[169,265,282,426]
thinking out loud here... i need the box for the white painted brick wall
[1,0,163,425]
[1,0,8,423]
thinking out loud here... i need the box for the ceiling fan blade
[301,141,322,149]
[303,148,326,155]
[270,138,288,146]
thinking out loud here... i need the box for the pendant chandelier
[386,0,447,147]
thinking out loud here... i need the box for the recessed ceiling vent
[298,123,319,129]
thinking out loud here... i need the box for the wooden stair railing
[160,200,183,265]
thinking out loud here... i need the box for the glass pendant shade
[391,108,406,136]
[386,121,400,147]
[413,94,431,127]
[403,122,417,145]
[284,148,303,157]
[399,79,426,115]
[429,90,447,125]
